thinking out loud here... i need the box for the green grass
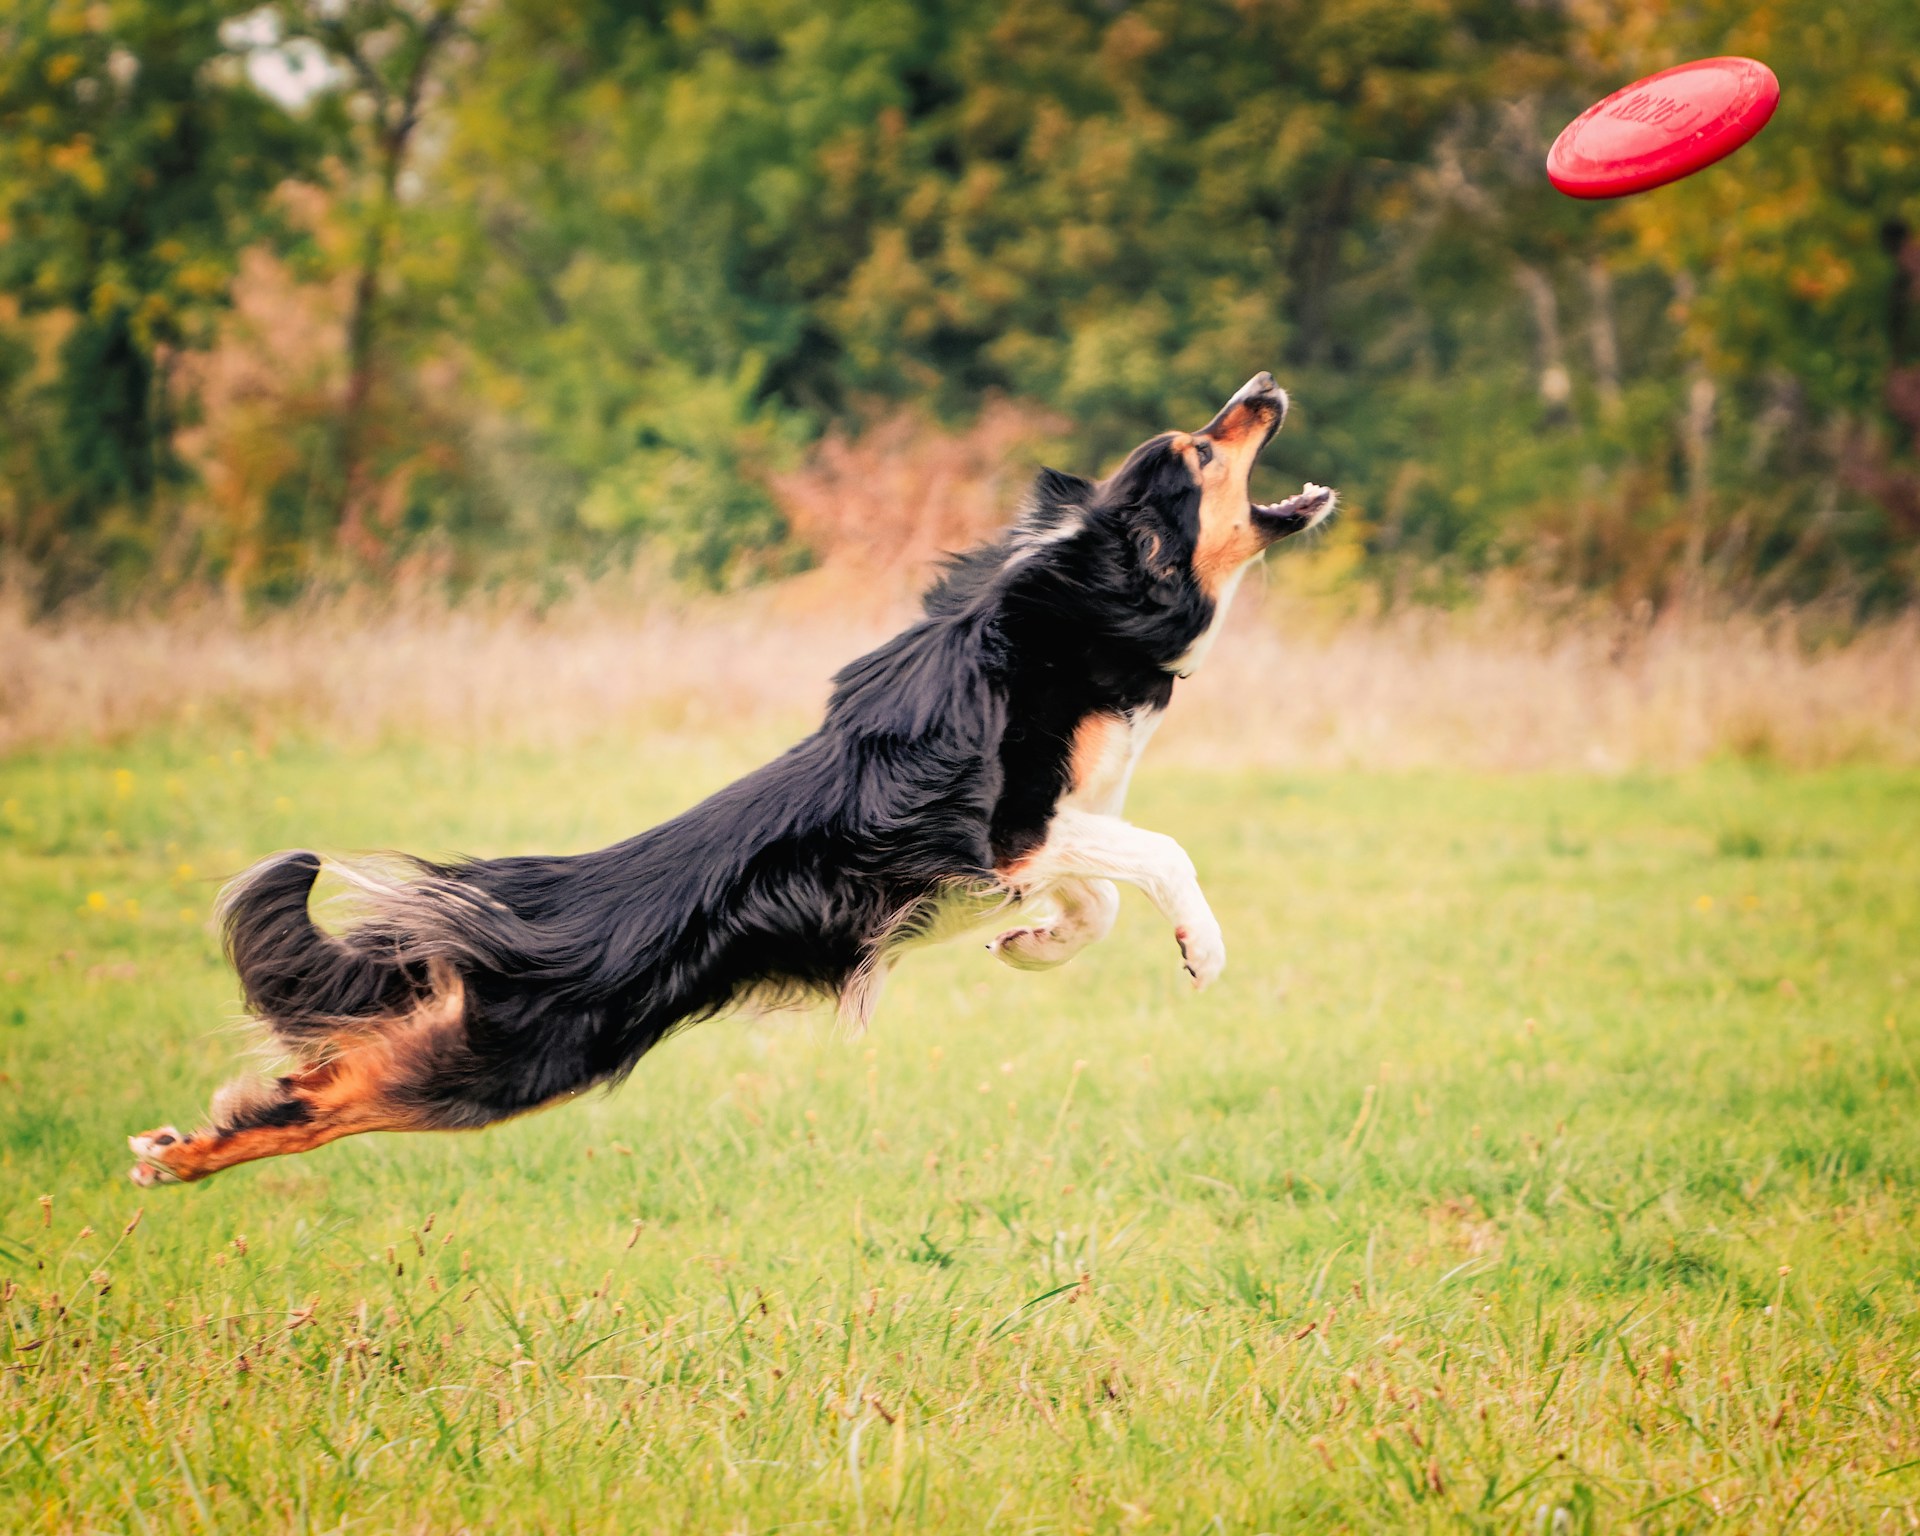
[3,735,1919,1532]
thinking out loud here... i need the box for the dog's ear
[1132,525,1184,593]
[1031,467,1095,509]
[1114,443,1200,597]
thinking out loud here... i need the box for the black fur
[222,852,426,1032]
[214,419,1303,1143]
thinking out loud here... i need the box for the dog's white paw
[1174,920,1226,991]
[128,1126,188,1186]
[989,925,1071,971]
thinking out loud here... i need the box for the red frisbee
[1547,57,1779,200]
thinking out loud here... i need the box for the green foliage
[3,739,1919,1528]
[0,0,315,602]
[816,0,1565,442]
[1607,0,1920,608]
[1622,0,1920,419]
[398,0,1920,604]
[567,360,803,585]
[429,0,935,584]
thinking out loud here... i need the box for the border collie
[127,372,1334,1186]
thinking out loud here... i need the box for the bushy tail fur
[218,851,426,1044]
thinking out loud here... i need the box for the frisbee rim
[1546,56,1780,201]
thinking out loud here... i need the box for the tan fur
[1063,706,1163,813]
[1193,510,1263,590]
[133,976,470,1182]
[142,1051,429,1181]
[1068,713,1115,796]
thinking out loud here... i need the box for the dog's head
[1012,373,1334,614]
[932,375,1334,653]
[1094,372,1335,600]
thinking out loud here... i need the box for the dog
[127,372,1334,1186]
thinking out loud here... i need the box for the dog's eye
[1193,441,1213,468]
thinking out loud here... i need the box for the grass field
[2,733,1918,1532]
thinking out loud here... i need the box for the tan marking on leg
[128,977,468,1185]
[132,1047,436,1183]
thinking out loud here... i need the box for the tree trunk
[1584,259,1622,419]
[1514,263,1571,416]
[327,5,461,553]
[56,308,156,517]
[333,157,398,557]
[1680,366,1717,607]
[1288,165,1354,368]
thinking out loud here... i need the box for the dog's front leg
[1005,809,1225,989]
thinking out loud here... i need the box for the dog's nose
[1221,371,1278,404]
[1228,372,1287,414]
[1201,372,1289,437]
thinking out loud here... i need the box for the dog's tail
[219,851,424,1043]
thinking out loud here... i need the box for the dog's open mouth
[1199,373,1337,545]
[1251,481,1337,542]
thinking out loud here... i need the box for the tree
[4,0,1917,610]
[820,0,1570,448]
[267,0,468,542]
[425,0,941,583]
[1596,0,1920,606]
[0,0,311,603]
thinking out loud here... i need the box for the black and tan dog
[128,373,1334,1186]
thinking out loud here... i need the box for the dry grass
[0,585,881,758]
[1174,596,1920,772]
[5,579,1919,770]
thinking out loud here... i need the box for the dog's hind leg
[989,876,1120,971]
[126,1019,490,1185]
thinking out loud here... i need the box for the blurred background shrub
[1,0,1917,614]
